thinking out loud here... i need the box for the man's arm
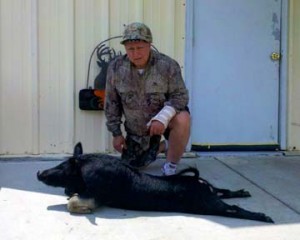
[147,59,189,133]
[165,60,189,111]
[105,62,123,137]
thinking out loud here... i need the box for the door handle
[270,52,281,61]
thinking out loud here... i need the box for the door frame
[184,0,289,150]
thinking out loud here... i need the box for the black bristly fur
[37,142,274,223]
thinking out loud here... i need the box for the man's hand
[149,120,165,136]
[113,135,127,153]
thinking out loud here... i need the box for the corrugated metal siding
[0,0,186,154]
[0,0,38,154]
[38,0,75,154]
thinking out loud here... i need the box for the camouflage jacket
[105,50,189,141]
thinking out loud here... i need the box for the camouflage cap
[120,22,152,44]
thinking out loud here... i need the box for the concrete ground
[1,153,300,240]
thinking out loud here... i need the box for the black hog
[37,142,274,223]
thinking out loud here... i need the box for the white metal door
[186,0,282,151]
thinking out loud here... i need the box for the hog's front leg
[67,194,98,214]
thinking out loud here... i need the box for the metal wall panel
[0,0,37,154]
[74,0,111,153]
[38,0,75,153]
[288,0,300,150]
[0,0,185,154]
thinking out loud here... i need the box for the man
[105,22,190,175]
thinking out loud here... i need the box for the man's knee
[169,111,190,130]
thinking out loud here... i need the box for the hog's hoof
[67,194,97,214]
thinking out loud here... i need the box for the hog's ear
[73,142,83,157]
[68,157,78,165]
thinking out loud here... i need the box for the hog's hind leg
[220,204,274,223]
[214,188,251,199]
[200,196,274,223]
[197,178,251,199]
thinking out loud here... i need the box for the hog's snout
[37,171,41,180]
[37,170,45,181]
[36,168,66,188]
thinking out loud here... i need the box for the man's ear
[73,142,83,157]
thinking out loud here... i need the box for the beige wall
[0,0,185,154]
[288,0,300,150]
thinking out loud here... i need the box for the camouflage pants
[121,135,161,168]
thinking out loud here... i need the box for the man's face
[124,41,151,69]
